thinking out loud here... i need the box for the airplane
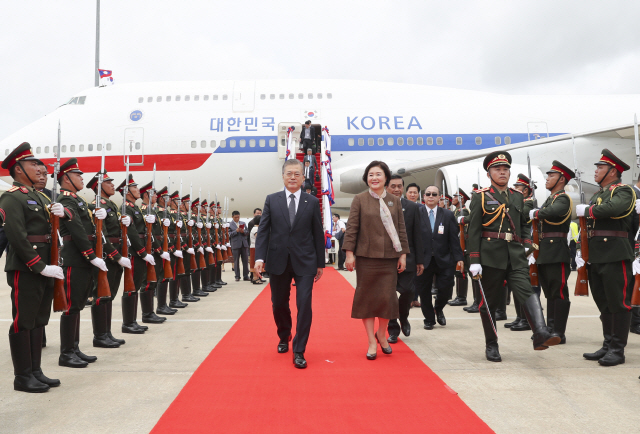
[1,79,640,216]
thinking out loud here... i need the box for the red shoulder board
[7,186,19,193]
[609,183,625,191]
[19,187,29,194]
[511,188,524,196]
[100,199,107,204]
[475,187,490,192]
[141,204,147,210]
[62,191,72,196]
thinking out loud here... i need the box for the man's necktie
[429,209,435,231]
[289,194,296,226]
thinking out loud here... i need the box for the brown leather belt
[62,234,97,242]
[167,234,177,239]
[587,230,628,238]
[138,234,145,239]
[107,237,121,244]
[481,231,523,243]
[27,235,51,243]
[540,232,568,239]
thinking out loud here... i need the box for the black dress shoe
[142,312,167,324]
[192,289,209,297]
[375,334,392,354]
[157,305,177,315]
[366,352,377,360]
[431,288,438,295]
[495,310,507,321]
[465,303,479,313]
[235,277,240,281]
[169,299,188,308]
[486,344,502,362]
[448,297,467,306]
[293,352,307,369]
[182,295,200,302]
[630,324,640,335]
[423,322,435,330]
[387,335,398,344]
[277,342,289,353]
[504,317,521,328]
[400,319,411,337]
[510,318,531,331]
[436,311,446,326]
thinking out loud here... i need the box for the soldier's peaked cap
[191,198,200,208]
[116,174,137,193]
[181,194,190,202]
[201,199,208,207]
[1,142,38,170]
[139,181,154,195]
[595,148,630,173]
[156,186,168,196]
[547,160,575,181]
[514,173,531,188]
[86,171,114,190]
[57,158,84,180]
[456,189,470,201]
[483,151,512,171]
[169,190,179,200]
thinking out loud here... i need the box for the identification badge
[487,200,499,205]
[27,200,37,205]
[134,211,139,214]
[78,202,84,206]
[387,201,393,206]
[438,224,444,234]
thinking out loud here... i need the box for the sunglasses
[424,192,439,197]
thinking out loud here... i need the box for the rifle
[632,115,640,306]
[455,176,464,273]
[175,179,186,275]
[206,191,215,264]
[528,152,540,287]
[121,156,136,294]
[573,136,589,296]
[214,194,223,262]
[187,183,198,270]
[145,163,158,283]
[162,175,173,280]
[197,188,207,269]
[50,121,68,312]
[95,148,111,298]
[223,197,231,260]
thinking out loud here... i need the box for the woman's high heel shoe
[376,334,392,355]
[366,352,377,360]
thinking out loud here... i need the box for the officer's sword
[472,274,497,336]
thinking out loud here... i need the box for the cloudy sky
[1,0,639,139]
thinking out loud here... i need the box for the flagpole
[95,0,100,87]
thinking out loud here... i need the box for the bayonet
[51,121,61,204]
[572,136,585,205]
[527,152,537,207]
[122,156,130,216]
[635,114,639,168]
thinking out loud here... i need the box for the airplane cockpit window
[106,143,112,150]
[260,94,266,100]
[222,95,228,100]
[185,95,191,101]
[88,144,93,151]
[213,95,218,100]
[327,93,333,99]
[139,97,144,103]
[436,137,443,146]
[298,93,303,99]
[147,97,153,103]
[78,96,86,104]
[191,141,197,148]
[167,96,172,102]
[66,96,87,105]
[475,137,482,145]
[504,136,511,144]
[317,94,323,99]
[495,137,501,145]
[279,94,284,99]
[157,96,162,102]
[289,94,294,99]
[176,95,181,101]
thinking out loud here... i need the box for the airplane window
[220,140,226,148]
[378,138,384,146]
[504,136,511,144]
[79,145,84,152]
[260,94,265,100]
[308,93,313,99]
[417,137,423,146]
[298,93,303,99]
[106,143,112,150]
[88,144,93,151]
[436,137,443,145]
[259,139,266,147]
[44,146,50,153]
[368,138,374,146]
[348,138,354,146]
[194,95,199,101]
[36,146,41,153]
[138,97,143,103]
[279,94,284,99]
[147,97,153,103]
[475,137,482,145]
[135,142,141,150]
[240,140,246,148]
[456,137,462,145]
[157,96,162,102]
[191,141,197,148]
[317,94,323,99]
[210,140,216,148]
[176,95,181,101]
[289,94,294,99]
[70,145,75,152]
[97,144,102,151]
[62,145,67,152]
[204,95,209,101]
[185,95,190,101]
[269,139,276,147]
[222,95,228,100]
[397,137,404,146]
[249,139,256,148]
[358,138,364,146]
[407,137,414,146]
[77,96,86,104]
[327,93,333,99]
[495,137,501,145]
[230,140,236,148]
[427,137,433,145]
[166,96,171,102]
[270,94,275,100]
[213,95,218,100]
[201,140,206,148]
[387,138,394,146]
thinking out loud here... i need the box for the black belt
[62,234,97,242]
[27,235,51,243]
[107,237,121,244]
[587,230,628,238]
[481,231,523,243]
[539,232,568,239]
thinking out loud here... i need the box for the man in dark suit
[299,120,316,154]
[303,160,315,188]
[229,211,250,281]
[254,159,325,369]
[416,185,464,329]
[386,175,424,343]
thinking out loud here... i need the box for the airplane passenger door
[233,81,255,112]
[527,122,548,141]
[123,127,144,166]
[278,122,302,159]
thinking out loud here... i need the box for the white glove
[161,251,170,261]
[205,247,214,253]
[187,248,195,255]
[198,247,204,254]
[575,250,585,269]
[173,250,183,258]
[187,220,195,227]
[145,215,156,224]
[529,209,538,220]
[226,242,231,248]
[636,199,640,214]
[90,258,108,272]
[576,204,588,217]
[197,222,203,229]
[120,215,131,227]
[528,254,536,266]
[95,208,107,220]
[41,265,64,279]
[633,258,640,275]
[163,218,171,227]
[118,257,132,269]
[224,223,230,228]
[143,254,156,266]
[215,223,220,229]
[457,216,464,224]
[221,245,227,251]
[469,264,482,276]
[206,223,212,229]
[50,203,65,217]
[216,244,221,250]
[176,220,183,228]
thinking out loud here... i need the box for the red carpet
[151,268,493,433]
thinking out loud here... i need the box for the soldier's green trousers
[7,271,53,334]
[62,266,96,315]
[587,261,633,314]
[479,264,533,313]
[538,262,571,302]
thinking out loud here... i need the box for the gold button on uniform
[550,240,554,243]
[604,238,608,242]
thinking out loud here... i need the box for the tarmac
[1,258,639,433]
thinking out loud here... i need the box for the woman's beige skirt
[351,256,399,319]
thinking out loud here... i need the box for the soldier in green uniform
[215,202,229,286]
[207,201,222,289]
[528,161,575,344]
[576,149,635,366]
[117,175,164,327]
[167,191,189,308]
[188,198,209,298]
[178,194,200,302]
[468,151,560,362]
[199,200,218,292]
[463,185,482,313]
[0,142,66,392]
[450,189,470,306]
[87,172,131,345]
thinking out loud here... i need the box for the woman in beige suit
[343,161,409,360]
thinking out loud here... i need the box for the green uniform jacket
[586,181,635,263]
[59,189,97,268]
[534,190,572,264]
[89,196,122,262]
[0,182,60,273]
[171,209,187,251]
[141,203,163,253]
[468,186,531,270]
[125,201,148,259]
[454,207,470,237]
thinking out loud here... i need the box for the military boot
[105,300,125,345]
[181,275,200,302]
[169,278,188,308]
[584,313,613,360]
[121,293,145,334]
[92,303,121,347]
[202,266,216,292]
[448,274,468,306]
[598,311,632,366]
[191,270,208,297]
[505,297,522,328]
[480,308,501,362]
[216,261,227,285]
[546,297,556,334]
[523,294,561,350]
[464,280,480,313]
[156,280,177,314]
[74,312,98,362]
[30,327,60,387]
[10,330,50,393]
[209,265,221,289]
[553,299,571,344]
[141,289,166,323]
[60,313,89,366]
